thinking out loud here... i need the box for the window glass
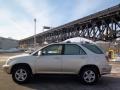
[82,44,103,54]
[42,44,62,55]
[79,47,86,55]
[64,44,86,55]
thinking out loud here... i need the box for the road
[1,53,120,90]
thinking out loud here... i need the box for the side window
[41,44,62,55]
[82,44,103,54]
[64,44,86,55]
[79,46,86,55]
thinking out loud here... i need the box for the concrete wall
[0,37,18,49]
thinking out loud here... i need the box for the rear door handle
[81,56,85,59]
[54,57,61,60]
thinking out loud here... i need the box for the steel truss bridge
[19,4,120,47]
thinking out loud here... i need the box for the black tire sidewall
[12,66,31,84]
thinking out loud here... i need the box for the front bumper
[2,65,11,74]
[100,64,112,75]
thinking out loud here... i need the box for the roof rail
[66,41,71,43]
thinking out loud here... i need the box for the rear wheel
[79,67,99,84]
[12,66,31,84]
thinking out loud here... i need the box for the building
[0,37,18,49]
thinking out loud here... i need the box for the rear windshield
[82,44,103,54]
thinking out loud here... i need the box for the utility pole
[34,18,36,48]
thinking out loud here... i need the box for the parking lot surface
[1,53,120,90]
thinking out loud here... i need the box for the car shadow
[21,74,120,90]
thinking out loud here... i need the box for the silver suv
[3,42,111,84]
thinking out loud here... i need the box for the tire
[79,67,99,85]
[12,66,31,84]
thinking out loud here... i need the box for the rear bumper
[2,65,11,74]
[100,64,112,75]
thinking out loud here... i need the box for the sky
[0,0,120,40]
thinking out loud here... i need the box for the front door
[36,44,63,73]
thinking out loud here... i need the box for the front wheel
[12,66,31,84]
[79,68,99,85]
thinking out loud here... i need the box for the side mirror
[38,51,42,56]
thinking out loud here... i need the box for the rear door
[62,44,87,74]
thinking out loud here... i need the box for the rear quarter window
[82,44,103,54]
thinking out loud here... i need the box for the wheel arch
[10,63,33,74]
[79,64,100,76]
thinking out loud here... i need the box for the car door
[62,44,87,74]
[36,44,63,73]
